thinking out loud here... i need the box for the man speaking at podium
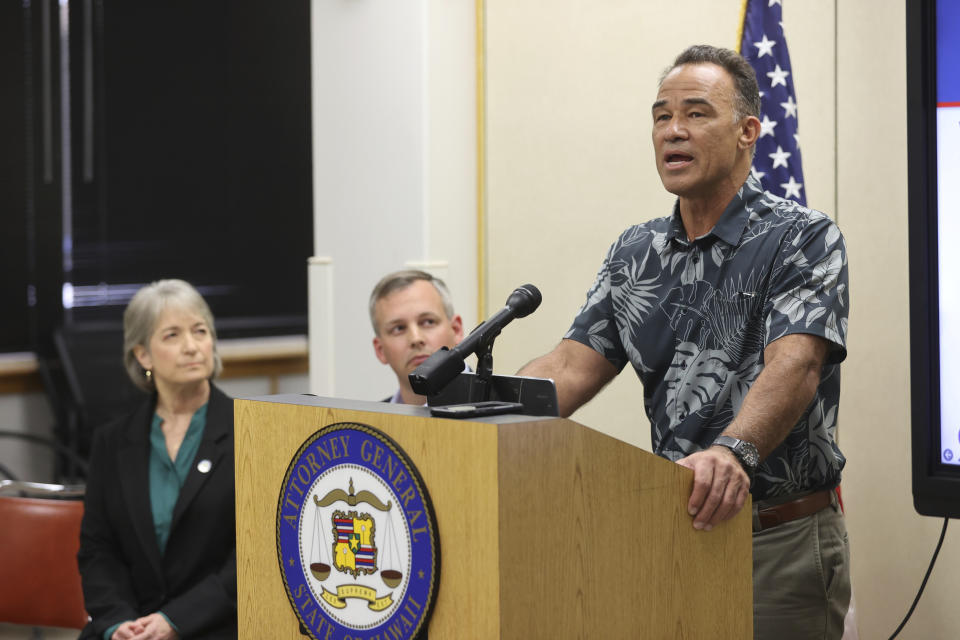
[370,270,465,405]
[520,45,850,639]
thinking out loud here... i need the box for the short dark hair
[368,270,455,335]
[661,45,761,121]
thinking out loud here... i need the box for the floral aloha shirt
[565,175,848,500]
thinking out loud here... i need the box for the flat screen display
[909,0,960,517]
[937,0,960,465]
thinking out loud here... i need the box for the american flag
[740,0,806,206]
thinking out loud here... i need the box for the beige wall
[485,0,959,638]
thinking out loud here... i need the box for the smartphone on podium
[429,400,524,419]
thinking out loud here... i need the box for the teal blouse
[149,404,207,554]
[103,403,207,640]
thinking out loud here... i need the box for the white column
[307,256,335,397]
[309,0,477,402]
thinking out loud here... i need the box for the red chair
[0,493,89,629]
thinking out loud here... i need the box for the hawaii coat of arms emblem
[276,423,440,639]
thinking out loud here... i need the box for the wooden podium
[235,394,752,638]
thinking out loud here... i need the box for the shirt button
[679,412,687,421]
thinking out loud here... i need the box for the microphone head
[506,284,542,318]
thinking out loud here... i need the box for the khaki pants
[752,493,851,640]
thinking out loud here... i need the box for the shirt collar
[665,174,765,248]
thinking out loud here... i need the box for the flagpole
[736,0,750,52]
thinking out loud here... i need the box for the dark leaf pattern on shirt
[565,175,848,499]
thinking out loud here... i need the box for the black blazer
[78,385,237,639]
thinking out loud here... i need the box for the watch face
[738,443,760,468]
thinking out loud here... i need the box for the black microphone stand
[474,340,496,402]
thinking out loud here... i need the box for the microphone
[408,284,542,396]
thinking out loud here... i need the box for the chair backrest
[0,496,89,629]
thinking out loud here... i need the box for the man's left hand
[676,447,750,531]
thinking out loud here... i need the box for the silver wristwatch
[713,435,760,481]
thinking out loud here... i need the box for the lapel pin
[197,459,212,474]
